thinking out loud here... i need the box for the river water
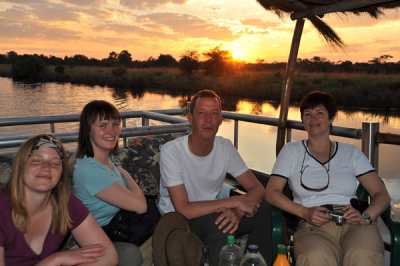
[0,77,399,181]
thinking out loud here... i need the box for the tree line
[1,48,400,82]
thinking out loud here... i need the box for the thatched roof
[257,0,400,47]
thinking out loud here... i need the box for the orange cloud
[0,0,399,63]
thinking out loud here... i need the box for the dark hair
[77,100,121,158]
[189,90,222,114]
[299,91,337,120]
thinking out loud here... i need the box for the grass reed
[1,64,400,111]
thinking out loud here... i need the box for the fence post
[286,128,292,143]
[122,118,127,147]
[234,120,239,149]
[361,121,379,173]
[186,102,191,116]
[142,117,149,127]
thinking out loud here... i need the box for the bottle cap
[227,235,235,244]
[247,244,259,253]
[277,244,286,254]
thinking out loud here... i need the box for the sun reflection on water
[1,77,399,179]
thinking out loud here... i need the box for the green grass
[1,64,400,112]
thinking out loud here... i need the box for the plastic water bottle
[240,245,267,266]
[273,244,290,266]
[219,235,243,266]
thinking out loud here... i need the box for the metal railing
[1,109,400,172]
[0,109,189,148]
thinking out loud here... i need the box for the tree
[179,50,199,74]
[118,50,132,66]
[11,55,46,81]
[63,54,89,65]
[102,51,119,66]
[7,51,18,64]
[368,54,393,64]
[311,56,326,63]
[338,60,353,72]
[108,51,118,61]
[73,54,89,65]
[202,46,233,75]
[155,54,177,67]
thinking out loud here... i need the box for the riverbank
[1,76,400,179]
[1,64,400,112]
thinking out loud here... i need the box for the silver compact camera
[326,210,346,226]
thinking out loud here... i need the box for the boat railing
[1,108,400,172]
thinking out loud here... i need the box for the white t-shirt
[158,135,248,214]
[272,140,375,208]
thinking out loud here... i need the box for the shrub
[55,65,65,74]
[11,55,46,81]
[112,66,127,77]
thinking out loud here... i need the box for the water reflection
[0,77,399,179]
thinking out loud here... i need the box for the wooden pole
[276,19,305,156]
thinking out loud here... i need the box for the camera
[326,210,346,226]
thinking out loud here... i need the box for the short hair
[299,91,337,120]
[4,134,72,235]
[77,100,121,158]
[189,90,222,114]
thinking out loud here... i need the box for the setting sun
[232,48,243,60]
[0,1,399,63]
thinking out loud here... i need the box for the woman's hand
[343,204,369,225]
[303,206,331,226]
[38,244,106,266]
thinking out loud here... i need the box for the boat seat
[0,153,13,187]
[271,181,400,266]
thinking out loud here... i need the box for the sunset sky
[1,0,400,63]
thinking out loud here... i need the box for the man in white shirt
[158,90,272,266]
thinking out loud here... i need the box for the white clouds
[62,0,105,6]
[4,0,48,4]
[137,12,235,40]
[240,18,277,28]
[0,0,399,62]
[120,0,188,10]
[0,16,81,40]
[30,3,81,21]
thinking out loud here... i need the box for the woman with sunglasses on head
[266,91,390,266]
[0,134,118,266]
[69,100,148,266]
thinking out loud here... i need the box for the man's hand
[213,195,261,234]
[231,195,260,217]
[214,208,240,234]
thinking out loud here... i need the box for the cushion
[112,133,186,198]
[0,153,13,187]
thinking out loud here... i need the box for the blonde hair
[4,134,72,235]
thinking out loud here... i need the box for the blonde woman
[0,134,117,265]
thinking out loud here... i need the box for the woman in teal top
[70,100,148,265]
[71,100,147,226]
